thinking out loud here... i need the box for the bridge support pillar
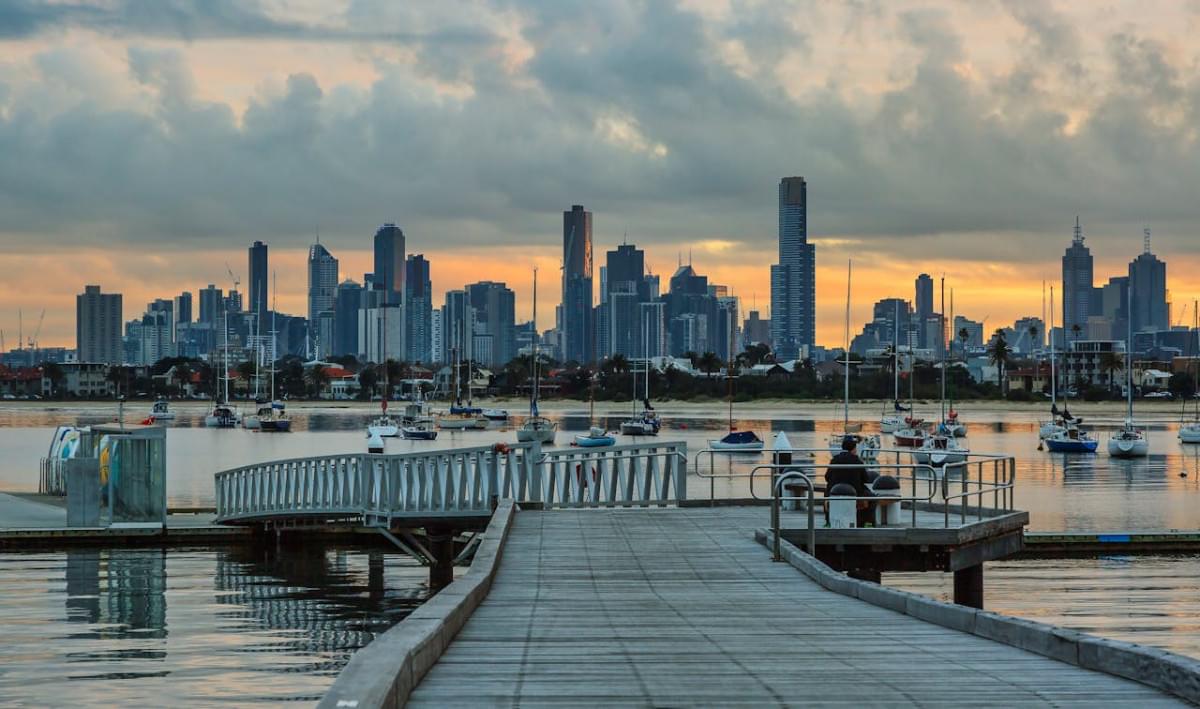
[954,564,984,609]
[428,530,456,590]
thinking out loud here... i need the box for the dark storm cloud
[0,0,1197,261]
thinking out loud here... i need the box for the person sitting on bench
[826,436,874,526]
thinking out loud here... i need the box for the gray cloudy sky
[1,0,1198,345]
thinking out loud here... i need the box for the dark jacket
[826,451,871,497]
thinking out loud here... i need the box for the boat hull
[620,421,660,436]
[1107,438,1149,457]
[402,428,437,440]
[893,432,926,448]
[368,424,399,437]
[1039,422,1065,440]
[438,417,487,430]
[879,416,902,433]
[1180,424,1200,444]
[709,440,764,451]
[260,419,290,433]
[574,435,616,447]
[1045,438,1098,453]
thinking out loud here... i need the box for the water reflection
[0,546,427,706]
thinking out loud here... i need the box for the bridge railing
[214,441,688,523]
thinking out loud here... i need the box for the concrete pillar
[954,564,984,609]
[848,568,881,584]
[428,531,456,590]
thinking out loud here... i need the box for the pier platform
[402,507,1184,706]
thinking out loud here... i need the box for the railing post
[675,444,687,502]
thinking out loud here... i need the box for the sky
[2,0,1199,351]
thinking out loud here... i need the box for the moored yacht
[912,434,969,467]
[1107,290,1148,459]
[1045,422,1098,453]
[150,398,175,420]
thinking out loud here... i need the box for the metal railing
[214,441,689,524]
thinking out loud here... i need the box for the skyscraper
[76,285,122,364]
[914,274,933,345]
[405,255,433,364]
[173,292,193,325]
[770,177,815,360]
[333,279,363,358]
[604,243,650,359]
[1062,217,1094,340]
[466,281,516,368]
[562,205,593,364]
[248,240,269,319]
[198,284,222,324]
[307,242,338,356]
[442,289,475,367]
[373,224,406,305]
[1128,228,1168,334]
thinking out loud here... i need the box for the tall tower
[1061,216,1094,342]
[405,254,433,364]
[914,274,933,346]
[76,285,123,364]
[307,242,338,356]
[562,205,594,363]
[1128,227,1168,334]
[770,177,815,360]
[373,224,406,305]
[248,241,269,319]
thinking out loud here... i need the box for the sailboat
[257,280,290,432]
[880,302,908,433]
[1108,287,1149,458]
[938,289,967,438]
[1180,301,1200,444]
[914,277,968,466]
[206,274,241,428]
[620,351,660,436]
[1039,286,1071,439]
[574,373,615,447]
[439,335,487,430]
[705,321,763,451]
[892,346,927,448]
[518,268,557,444]
[367,307,400,439]
[828,261,880,461]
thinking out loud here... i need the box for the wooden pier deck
[407,507,1184,707]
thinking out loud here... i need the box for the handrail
[771,472,814,561]
[750,462,942,529]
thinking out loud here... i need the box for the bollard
[827,483,858,528]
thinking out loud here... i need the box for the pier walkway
[406,507,1183,707]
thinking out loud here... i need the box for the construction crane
[1177,301,1189,328]
[29,309,45,350]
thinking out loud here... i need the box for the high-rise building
[1100,276,1129,340]
[405,255,433,364]
[665,264,717,356]
[914,274,933,345]
[873,298,912,347]
[1062,217,1094,339]
[770,177,816,359]
[953,316,984,350]
[307,242,338,357]
[76,285,122,364]
[1128,228,1168,334]
[1012,317,1044,353]
[562,205,594,363]
[248,240,269,319]
[430,309,444,364]
[198,284,222,324]
[640,301,667,359]
[140,299,175,365]
[442,290,475,367]
[466,281,516,368]
[173,292,193,326]
[225,289,243,313]
[333,279,363,358]
[603,243,651,359]
[373,224,406,305]
[742,310,771,347]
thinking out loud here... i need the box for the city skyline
[3,2,1200,350]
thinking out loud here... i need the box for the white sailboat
[620,332,660,436]
[517,268,557,444]
[828,261,880,461]
[880,302,907,433]
[206,273,241,428]
[915,277,968,467]
[367,306,399,439]
[1180,301,1200,444]
[1108,288,1148,458]
[938,288,967,438]
[439,332,486,431]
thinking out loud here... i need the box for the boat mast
[530,267,539,418]
[842,260,852,430]
[270,272,277,401]
[939,276,946,423]
[1126,286,1133,424]
[948,287,954,413]
[892,300,900,406]
[1050,287,1056,410]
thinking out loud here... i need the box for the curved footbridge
[214,443,1200,707]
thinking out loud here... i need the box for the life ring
[492,442,510,454]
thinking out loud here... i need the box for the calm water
[2,401,1199,702]
[0,545,428,706]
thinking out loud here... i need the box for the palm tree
[1098,350,1123,395]
[1071,323,1082,346]
[988,329,1012,395]
[697,351,723,378]
[958,328,970,358]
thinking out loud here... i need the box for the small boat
[367,430,385,453]
[710,430,764,451]
[938,410,967,437]
[516,268,557,446]
[204,404,239,428]
[1045,424,1098,453]
[1180,422,1200,444]
[259,401,290,432]
[368,414,400,438]
[1040,286,1064,441]
[451,404,484,416]
[620,414,661,436]
[482,408,509,421]
[893,417,928,448]
[912,434,969,467]
[150,398,175,420]
[518,417,557,443]
[402,423,438,440]
[1108,420,1149,458]
[574,426,616,447]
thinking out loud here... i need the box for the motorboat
[574,426,616,447]
[620,408,661,436]
[204,404,240,428]
[1108,420,1149,458]
[1180,421,1200,444]
[402,423,438,440]
[482,408,509,422]
[1045,424,1098,453]
[893,417,928,448]
[912,434,969,467]
[710,430,764,451]
[150,398,175,420]
[367,430,385,453]
[517,416,557,444]
[368,414,400,438]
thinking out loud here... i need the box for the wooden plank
[406,507,1186,707]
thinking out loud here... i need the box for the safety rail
[214,441,689,524]
[537,442,687,508]
[939,453,1016,526]
[749,461,942,527]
